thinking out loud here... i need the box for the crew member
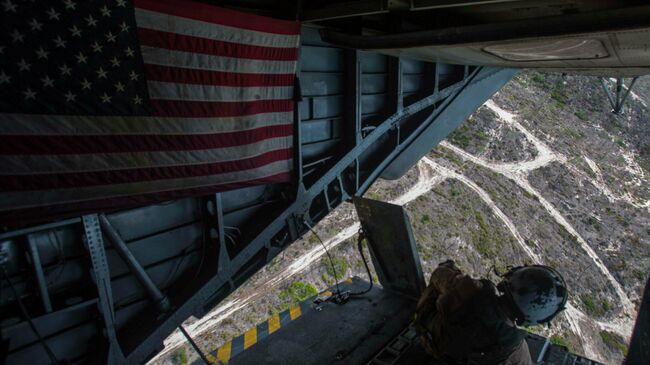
[414,260,568,365]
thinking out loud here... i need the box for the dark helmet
[496,265,568,326]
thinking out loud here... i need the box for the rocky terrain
[152,71,649,365]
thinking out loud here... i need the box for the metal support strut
[98,214,172,313]
[600,77,639,114]
[178,325,211,365]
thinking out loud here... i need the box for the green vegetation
[574,110,588,121]
[600,330,628,355]
[614,137,626,148]
[530,72,547,85]
[550,81,569,106]
[366,190,381,200]
[522,190,538,201]
[325,256,349,278]
[581,293,609,317]
[279,281,318,310]
[473,211,493,258]
[550,333,571,351]
[421,214,432,225]
[448,123,489,150]
[171,347,188,365]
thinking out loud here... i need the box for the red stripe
[1,149,292,191]
[134,0,300,35]
[150,99,294,118]
[0,124,292,155]
[138,28,299,61]
[0,171,292,228]
[143,64,295,87]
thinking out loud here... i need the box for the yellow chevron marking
[216,341,231,364]
[243,327,257,350]
[206,353,218,364]
[268,314,281,335]
[289,304,301,320]
[345,277,353,284]
[320,290,333,297]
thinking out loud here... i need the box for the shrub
[171,348,188,365]
[550,334,571,351]
[325,256,348,279]
[600,330,628,355]
[279,281,318,310]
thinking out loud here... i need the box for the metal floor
[229,277,417,365]
[224,277,603,365]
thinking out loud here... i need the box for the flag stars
[23,88,36,100]
[46,8,60,20]
[59,64,71,76]
[69,25,82,37]
[116,0,126,7]
[53,35,66,48]
[0,71,10,84]
[91,41,103,53]
[110,57,120,67]
[96,66,107,79]
[41,75,54,88]
[115,81,125,92]
[105,31,116,43]
[80,78,92,90]
[17,59,30,71]
[85,15,97,27]
[129,71,139,81]
[2,0,16,12]
[100,93,111,103]
[133,95,142,105]
[64,91,76,102]
[119,22,130,33]
[124,47,134,57]
[63,0,76,10]
[11,29,24,43]
[35,47,49,59]
[100,5,111,17]
[76,52,87,64]
[29,18,43,31]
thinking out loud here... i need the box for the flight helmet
[496,265,568,326]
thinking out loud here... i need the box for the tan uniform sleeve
[430,265,483,316]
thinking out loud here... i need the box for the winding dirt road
[152,99,637,363]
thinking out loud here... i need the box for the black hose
[350,230,373,296]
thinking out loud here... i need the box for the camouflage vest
[414,279,525,365]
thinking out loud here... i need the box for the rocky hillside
[152,71,649,365]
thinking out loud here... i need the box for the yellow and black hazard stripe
[196,278,356,364]
[200,301,308,364]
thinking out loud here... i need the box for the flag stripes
[0,0,300,223]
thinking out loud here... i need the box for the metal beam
[122,67,513,363]
[600,77,639,114]
[99,214,171,314]
[344,49,362,147]
[81,214,124,363]
[26,235,53,313]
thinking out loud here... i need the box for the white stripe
[0,112,293,135]
[0,159,292,211]
[147,81,293,102]
[1,136,292,174]
[134,8,300,48]
[141,46,296,74]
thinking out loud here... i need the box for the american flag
[0,0,300,224]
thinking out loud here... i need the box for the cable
[303,220,342,297]
[2,267,59,364]
[350,229,373,296]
